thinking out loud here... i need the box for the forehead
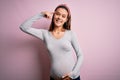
[55,8,68,15]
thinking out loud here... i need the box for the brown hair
[49,4,71,31]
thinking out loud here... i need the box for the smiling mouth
[56,19,62,24]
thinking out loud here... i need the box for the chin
[55,25,62,27]
[54,23,64,27]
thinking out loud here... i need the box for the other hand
[41,11,54,19]
[62,75,72,80]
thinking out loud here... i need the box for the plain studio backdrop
[0,0,120,80]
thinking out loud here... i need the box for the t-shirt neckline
[49,30,67,40]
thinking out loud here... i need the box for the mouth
[55,19,62,24]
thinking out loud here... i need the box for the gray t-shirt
[19,13,83,79]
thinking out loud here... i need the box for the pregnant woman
[20,4,83,80]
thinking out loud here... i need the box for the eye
[55,12,60,15]
[62,15,67,18]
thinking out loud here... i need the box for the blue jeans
[50,76,80,80]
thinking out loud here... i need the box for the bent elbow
[19,24,29,32]
[77,51,84,61]
[19,25,23,31]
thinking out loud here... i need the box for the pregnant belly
[50,53,76,78]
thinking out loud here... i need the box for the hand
[41,11,54,19]
[62,75,72,80]
[62,72,73,80]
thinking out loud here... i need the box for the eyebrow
[55,11,67,16]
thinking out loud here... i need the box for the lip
[55,19,62,23]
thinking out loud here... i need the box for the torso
[42,30,76,78]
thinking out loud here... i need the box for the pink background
[0,0,120,80]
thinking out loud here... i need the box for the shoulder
[67,30,79,42]
[66,30,77,36]
[40,29,50,36]
[66,30,78,40]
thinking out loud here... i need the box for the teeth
[56,20,62,23]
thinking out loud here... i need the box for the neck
[54,26,65,32]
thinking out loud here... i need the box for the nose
[57,15,62,20]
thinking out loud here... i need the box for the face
[53,8,68,28]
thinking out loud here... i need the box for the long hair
[49,4,71,31]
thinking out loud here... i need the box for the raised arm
[19,13,46,40]
[19,11,53,40]
[69,31,84,79]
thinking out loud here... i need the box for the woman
[20,4,83,80]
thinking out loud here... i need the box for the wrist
[40,12,45,17]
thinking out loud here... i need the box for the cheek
[63,18,68,23]
[54,15,58,19]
